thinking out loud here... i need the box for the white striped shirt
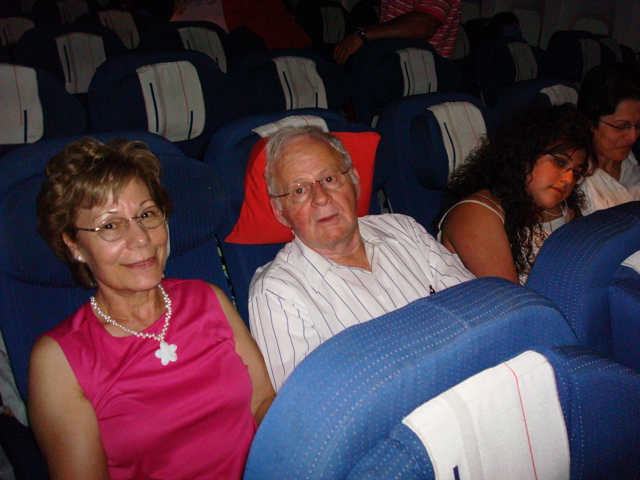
[581,153,640,215]
[248,214,474,391]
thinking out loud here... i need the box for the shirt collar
[290,217,387,290]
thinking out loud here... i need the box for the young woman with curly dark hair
[436,104,596,284]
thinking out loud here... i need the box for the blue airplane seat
[527,201,640,358]
[244,277,583,479]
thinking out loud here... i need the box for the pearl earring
[76,255,83,262]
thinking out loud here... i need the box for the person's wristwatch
[356,26,368,42]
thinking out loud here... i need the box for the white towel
[540,84,578,105]
[55,32,106,94]
[178,26,227,73]
[320,6,345,44]
[507,42,537,81]
[0,16,34,46]
[396,47,437,97]
[403,350,570,480]
[137,60,206,142]
[579,39,601,81]
[252,115,329,138]
[272,56,328,109]
[0,64,44,145]
[99,10,139,49]
[427,101,485,174]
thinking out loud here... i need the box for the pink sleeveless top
[46,279,256,480]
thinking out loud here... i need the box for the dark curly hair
[37,137,173,288]
[437,104,596,278]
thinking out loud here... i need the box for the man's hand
[334,33,364,66]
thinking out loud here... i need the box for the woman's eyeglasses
[76,205,166,242]
[599,119,640,133]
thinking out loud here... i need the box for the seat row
[1,124,639,399]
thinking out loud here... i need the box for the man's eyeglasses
[271,168,351,204]
[76,205,166,242]
[599,119,640,132]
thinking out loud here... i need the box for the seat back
[375,92,488,234]
[243,277,581,479]
[0,130,185,194]
[609,263,640,373]
[0,153,230,402]
[88,50,243,159]
[230,49,350,116]
[204,109,383,323]
[527,202,640,357]
[0,63,87,157]
[139,21,230,71]
[474,37,547,107]
[14,23,126,95]
[546,29,617,83]
[0,15,35,49]
[493,77,579,124]
[351,38,461,126]
[348,345,640,480]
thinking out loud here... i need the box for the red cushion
[226,131,380,244]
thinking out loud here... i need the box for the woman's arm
[211,285,276,426]
[440,198,520,283]
[28,336,110,480]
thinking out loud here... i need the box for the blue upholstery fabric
[204,109,383,324]
[0,156,230,401]
[229,49,350,116]
[350,38,462,126]
[527,201,640,357]
[609,266,640,373]
[244,277,580,479]
[0,131,184,194]
[375,92,490,234]
[88,50,243,159]
[0,65,87,158]
[474,37,548,108]
[348,345,640,480]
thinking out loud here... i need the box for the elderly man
[249,126,474,391]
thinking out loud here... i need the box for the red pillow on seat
[225,131,380,244]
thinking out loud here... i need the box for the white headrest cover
[0,17,35,46]
[271,56,328,109]
[540,85,578,106]
[0,64,44,145]
[579,39,601,80]
[320,6,345,44]
[57,0,89,24]
[136,60,206,142]
[55,32,106,94]
[396,48,437,96]
[507,42,537,81]
[427,101,486,174]
[252,115,329,138]
[99,10,139,49]
[402,350,570,480]
[178,27,227,73]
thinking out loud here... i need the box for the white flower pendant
[155,341,178,365]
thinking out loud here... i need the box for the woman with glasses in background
[436,104,595,284]
[30,138,275,479]
[578,63,640,214]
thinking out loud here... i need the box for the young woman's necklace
[544,200,567,219]
[90,285,177,365]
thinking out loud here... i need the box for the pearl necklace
[90,285,178,365]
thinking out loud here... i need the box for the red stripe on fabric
[12,65,24,125]
[504,362,539,480]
